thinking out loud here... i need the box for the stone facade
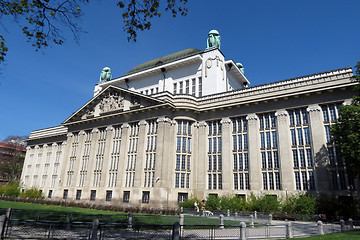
[21,46,359,209]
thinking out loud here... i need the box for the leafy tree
[0,0,188,63]
[0,135,27,181]
[331,61,360,179]
[248,194,281,213]
[282,193,317,214]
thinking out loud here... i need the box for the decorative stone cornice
[157,117,172,123]
[246,114,258,121]
[342,100,352,106]
[35,145,40,149]
[195,122,208,128]
[66,133,73,137]
[106,126,114,131]
[43,144,48,148]
[91,128,99,133]
[121,124,130,129]
[139,120,148,126]
[275,110,288,116]
[220,118,232,124]
[52,143,58,147]
[306,105,321,112]
[79,131,86,135]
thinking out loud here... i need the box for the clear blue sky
[0,0,359,141]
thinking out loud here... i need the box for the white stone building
[21,33,359,208]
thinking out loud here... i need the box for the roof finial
[206,30,221,50]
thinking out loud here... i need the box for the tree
[0,0,188,64]
[0,135,27,182]
[331,61,360,179]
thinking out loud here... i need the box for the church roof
[123,48,203,77]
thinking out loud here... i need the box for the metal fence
[0,208,359,239]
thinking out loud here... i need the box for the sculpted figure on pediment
[99,92,124,113]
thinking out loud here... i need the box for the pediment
[63,85,166,124]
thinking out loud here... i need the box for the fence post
[317,221,324,235]
[254,211,257,219]
[172,222,180,240]
[219,214,224,229]
[349,218,353,230]
[180,207,183,213]
[235,212,238,218]
[127,212,133,230]
[5,208,11,219]
[0,215,6,238]
[179,214,184,231]
[227,209,230,217]
[66,212,72,230]
[340,219,345,232]
[250,215,254,228]
[286,222,293,239]
[90,219,99,240]
[240,222,246,240]
[268,214,273,225]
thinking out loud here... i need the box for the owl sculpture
[207,30,221,49]
[100,67,112,82]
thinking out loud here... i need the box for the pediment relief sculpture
[99,92,124,114]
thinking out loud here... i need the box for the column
[246,114,261,191]
[275,110,294,190]
[194,122,208,196]
[133,120,147,188]
[220,118,232,192]
[307,105,330,191]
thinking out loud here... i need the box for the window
[106,190,112,202]
[178,193,188,204]
[48,190,53,199]
[185,80,189,94]
[123,191,130,203]
[198,77,202,97]
[76,190,82,200]
[63,189,68,200]
[142,191,150,203]
[90,190,96,201]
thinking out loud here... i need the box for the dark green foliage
[0,0,189,63]
[205,195,220,211]
[282,193,317,214]
[317,194,359,218]
[219,195,247,212]
[247,194,280,213]
[19,187,44,199]
[332,61,360,178]
[0,181,20,197]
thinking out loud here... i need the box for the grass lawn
[290,230,360,240]
[0,200,239,225]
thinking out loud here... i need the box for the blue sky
[0,0,359,141]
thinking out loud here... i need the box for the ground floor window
[123,191,130,203]
[76,190,82,200]
[48,190,53,198]
[63,189,68,199]
[142,191,150,203]
[178,193,188,204]
[90,190,96,201]
[106,190,112,201]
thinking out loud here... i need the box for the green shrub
[178,197,200,209]
[282,193,317,214]
[205,195,220,211]
[19,187,44,199]
[248,194,280,213]
[219,195,248,211]
[2,182,20,197]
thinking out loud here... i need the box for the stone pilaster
[307,105,330,191]
[100,126,115,190]
[133,120,147,188]
[119,124,130,188]
[59,133,73,190]
[72,130,86,189]
[85,129,99,192]
[246,114,261,191]
[275,110,294,190]
[220,118,232,192]
[194,122,208,198]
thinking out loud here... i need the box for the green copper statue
[206,30,221,49]
[236,63,245,74]
[99,67,112,82]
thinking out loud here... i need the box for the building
[21,31,358,208]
